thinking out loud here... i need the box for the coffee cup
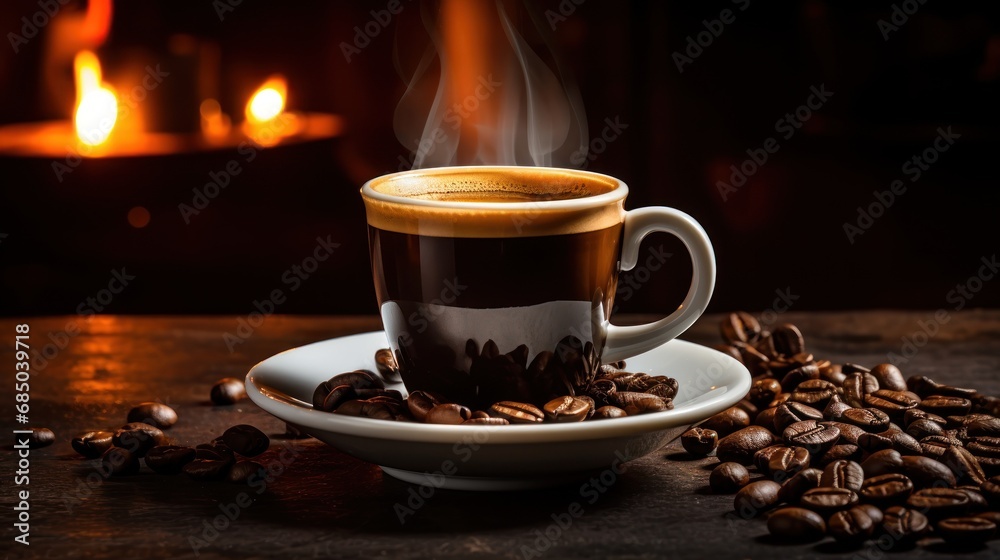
[361,165,715,407]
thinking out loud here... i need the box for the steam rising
[394,0,588,170]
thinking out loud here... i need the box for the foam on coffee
[362,167,626,238]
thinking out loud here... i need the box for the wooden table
[5,311,1000,559]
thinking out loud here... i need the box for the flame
[246,76,287,124]
[73,50,118,146]
[81,0,113,45]
[200,98,231,139]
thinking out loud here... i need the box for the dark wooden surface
[4,311,1000,560]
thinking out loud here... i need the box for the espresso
[362,167,627,407]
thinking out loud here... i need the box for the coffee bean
[821,459,864,491]
[768,446,811,480]
[907,375,943,398]
[734,480,782,517]
[967,417,1000,438]
[145,445,196,474]
[864,390,919,421]
[840,407,891,433]
[790,379,838,407]
[843,372,880,408]
[842,363,871,375]
[904,408,946,429]
[183,444,234,480]
[956,486,989,512]
[102,446,139,476]
[681,427,718,456]
[900,455,957,489]
[800,487,859,513]
[754,407,779,430]
[374,348,401,382]
[225,461,262,484]
[543,396,590,423]
[767,507,826,542]
[23,427,55,449]
[905,418,946,440]
[777,468,822,504]
[783,420,840,455]
[586,378,617,407]
[221,425,270,457]
[882,506,929,541]
[646,378,679,400]
[870,363,907,392]
[771,324,805,357]
[426,403,473,425]
[940,445,987,486]
[919,395,972,417]
[721,312,761,344]
[700,406,752,437]
[315,384,355,412]
[592,406,627,420]
[968,437,1000,476]
[754,445,788,472]
[819,363,847,386]
[855,504,884,525]
[773,403,824,433]
[355,388,403,401]
[211,377,246,405]
[858,430,922,456]
[112,422,165,457]
[463,417,510,425]
[329,370,385,392]
[975,511,1000,527]
[127,402,178,429]
[739,344,771,377]
[780,364,819,393]
[406,390,445,422]
[860,473,914,506]
[828,508,875,544]
[919,435,957,459]
[936,516,996,544]
[974,395,1000,417]
[336,398,405,420]
[981,476,1000,506]
[819,421,865,445]
[710,462,750,493]
[717,426,778,465]
[817,444,863,467]
[489,401,544,424]
[72,430,114,459]
[612,392,671,416]
[905,488,971,520]
[748,378,782,409]
[860,449,904,479]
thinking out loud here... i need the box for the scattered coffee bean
[112,422,164,457]
[335,399,404,420]
[900,455,957,489]
[463,417,510,425]
[855,503,884,525]
[127,402,178,429]
[183,444,235,480]
[919,395,972,417]
[817,444,863,468]
[145,445,196,474]
[211,377,246,405]
[23,427,55,449]
[768,446,811,479]
[860,473,914,506]
[770,323,805,357]
[882,506,929,541]
[102,446,139,476]
[543,396,590,423]
[426,403,473,425]
[820,459,864,491]
[777,468,822,504]
[701,406,751,437]
[828,507,875,544]
[734,480,782,517]
[937,516,996,544]
[592,406,627,420]
[227,460,265,484]
[710,462,749,493]
[870,364,908,392]
[864,390,918,420]
[840,408,891,433]
[717,426,777,465]
[374,348,401,381]
[783,420,840,455]
[748,378,782,409]
[612,392,671,416]
[721,312,761,345]
[800,487,858,513]
[906,488,971,521]
[767,507,826,542]
[221,425,269,457]
[489,401,544,424]
[72,430,114,459]
[406,390,443,422]
[773,403,824,433]
[681,427,718,456]
[586,378,618,407]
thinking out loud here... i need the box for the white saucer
[245,331,750,490]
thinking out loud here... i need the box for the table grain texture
[4,311,1000,560]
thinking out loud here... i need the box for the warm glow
[246,76,287,124]
[73,50,118,146]
[200,99,231,139]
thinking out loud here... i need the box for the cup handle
[602,207,716,363]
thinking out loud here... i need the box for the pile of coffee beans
[677,312,1000,548]
[313,349,677,424]
[69,399,271,483]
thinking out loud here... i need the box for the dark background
[1,0,997,318]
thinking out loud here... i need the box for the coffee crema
[361,166,626,238]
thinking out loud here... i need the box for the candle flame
[73,50,118,146]
[246,76,287,124]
